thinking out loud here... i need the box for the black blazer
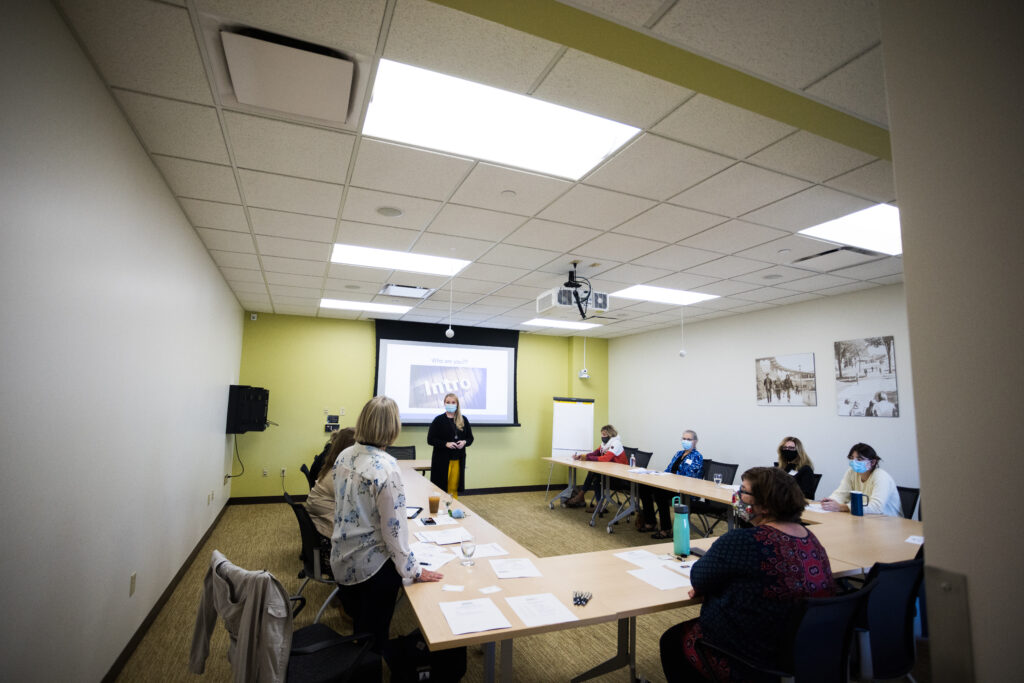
[426,413,474,492]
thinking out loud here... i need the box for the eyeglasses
[738,488,753,497]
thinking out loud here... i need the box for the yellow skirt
[447,459,460,499]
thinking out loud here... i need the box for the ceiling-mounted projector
[536,288,609,314]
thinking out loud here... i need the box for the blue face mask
[444,403,457,414]
[680,440,693,451]
[849,459,871,474]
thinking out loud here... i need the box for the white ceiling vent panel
[221,31,353,124]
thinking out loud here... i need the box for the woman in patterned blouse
[660,467,834,682]
[330,396,443,660]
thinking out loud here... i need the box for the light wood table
[397,458,432,475]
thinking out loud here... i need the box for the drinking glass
[713,473,723,487]
[460,537,476,566]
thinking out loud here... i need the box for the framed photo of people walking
[755,353,817,406]
[834,336,899,417]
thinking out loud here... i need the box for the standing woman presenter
[427,393,474,498]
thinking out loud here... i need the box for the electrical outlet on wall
[280,467,286,478]
[262,467,268,477]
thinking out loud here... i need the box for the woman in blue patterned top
[660,466,834,681]
[331,396,443,659]
[639,429,703,538]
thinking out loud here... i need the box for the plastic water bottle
[629,453,636,468]
[672,496,690,556]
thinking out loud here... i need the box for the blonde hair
[443,393,464,430]
[316,427,355,483]
[601,424,618,437]
[354,396,401,449]
[776,435,813,471]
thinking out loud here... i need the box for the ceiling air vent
[790,245,884,272]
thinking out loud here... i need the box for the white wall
[609,285,918,497]
[0,2,242,680]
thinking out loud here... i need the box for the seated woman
[565,424,626,508]
[638,430,702,538]
[820,442,903,516]
[304,427,356,539]
[776,435,817,500]
[660,467,834,682]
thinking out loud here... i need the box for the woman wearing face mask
[639,430,702,538]
[427,393,474,499]
[820,442,903,516]
[775,436,817,500]
[565,425,626,508]
[659,467,834,682]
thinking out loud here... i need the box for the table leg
[484,642,496,683]
[570,617,635,682]
[589,475,613,526]
[606,481,638,533]
[548,465,578,509]
[500,638,513,680]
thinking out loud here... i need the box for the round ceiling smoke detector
[376,206,404,217]
[500,189,517,199]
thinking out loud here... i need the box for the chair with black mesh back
[698,578,877,683]
[690,461,739,537]
[300,464,317,489]
[385,445,416,460]
[896,486,920,520]
[283,491,340,625]
[808,472,823,499]
[854,557,924,681]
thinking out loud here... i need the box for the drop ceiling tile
[195,227,256,252]
[321,281,379,299]
[269,284,324,300]
[598,263,674,284]
[274,302,320,316]
[250,208,335,242]
[735,234,841,265]
[871,274,903,285]
[384,0,560,92]
[748,131,877,183]
[426,204,525,241]
[60,0,212,103]
[791,248,879,272]
[586,134,734,200]
[670,163,810,217]
[692,280,758,296]
[341,187,441,229]
[540,186,655,230]
[533,49,691,129]
[457,262,530,283]
[805,45,888,127]
[474,295,523,309]
[742,186,874,232]
[198,0,386,55]
[776,273,857,293]
[679,220,788,254]
[263,255,329,276]
[402,312,445,324]
[686,255,768,279]
[451,279,502,295]
[336,221,419,250]
[179,198,248,231]
[351,139,473,200]
[222,267,264,283]
[115,91,227,163]
[154,156,240,203]
[478,243,562,269]
[771,292,824,306]
[732,264,816,286]
[825,160,896,203]
[564,0,667,26]
[209,250,260,269]
[450,164,572,216]
[460,303,513,316]
[266,272,324,289]
[255,235,331,261]
[412,299,451,311]
[574,232,663,261]
[327,264,391,283]
[653,94,796,159]
[239,170,342,218]
[224,112,354,183]
[396,273,452,290]
[818,281,879,296]
[645,271,720,291]
[614,204,724,242]
[631,244,720,270]
[228,281,268,295]
[493,284,548,300]
[503,219,600,252]
[831,256,903,280]
[731,302,778,314]
[412,232,494,261]
[237,296,272,312]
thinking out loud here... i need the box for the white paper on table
[505,593,579,627]
[905,535,924,544]
[628,467,660,474]
[614,549,663,569]
[414,514,458,527]
[804,503,831,513]
[418,527,473,545]
[479,585,502,594]
[472,542,509,558]
[442,584,464,592]
[438,598,512,635]
[410,542,457,571]
[489,558,542,579]
[628,566,692,591]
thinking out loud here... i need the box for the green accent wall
[231,314,609,497]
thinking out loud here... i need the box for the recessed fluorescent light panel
[364,60,640,180]
[320,299,411,314]
[331,244,469,276]
[799,204,903,256]
[611,285,719,306]
[523,318,601,330]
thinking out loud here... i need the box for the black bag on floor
[388,628,466,682]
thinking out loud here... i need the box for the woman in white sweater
[821,442,903,516]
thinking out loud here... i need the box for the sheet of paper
[628,566,692,591]
[410,542,457,571]
[417,527,473,545]
[804,503,832,513]
[489,558,542,579]
[479,585,502,594]
[505,593,579,627]
[414,514,458,527]
[438,598,512,635]
[614,549,663,569]
[442,584,464,592]
[905,535,924,544]
[472,542,509,558]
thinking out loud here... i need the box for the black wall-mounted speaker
[226,385,269,434]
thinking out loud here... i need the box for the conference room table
[398,460,922,682]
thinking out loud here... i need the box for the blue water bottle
[672,496,690,556]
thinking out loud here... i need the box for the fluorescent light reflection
[799,204,903,255]
[611,285,719,306]
[523,318,601,330]
[364,60,640,180]
[320,299,411,314]
[331,244,469,276]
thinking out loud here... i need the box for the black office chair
[698,579,877,683]
[385,445,416,460]
[283,491,340,625]
[896,486,920,520]
[300,463,317,489]
[634,449,653,468]
[690,461,739,537]
[808,472,824,499]
[855,557,924,681]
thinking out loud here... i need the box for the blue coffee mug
[850,491,864,516]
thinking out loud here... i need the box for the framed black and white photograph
[755,353,817,406]
[834,336,899,417]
